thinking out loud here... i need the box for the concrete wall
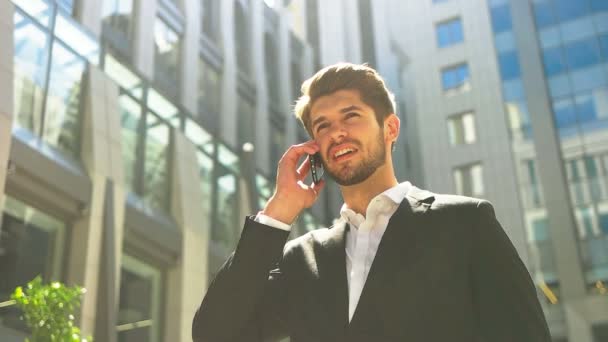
[0,0,13,218]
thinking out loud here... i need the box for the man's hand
[261,141,326,224]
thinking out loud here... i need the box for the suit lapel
[349,186,434,327]
[318,220,350,331]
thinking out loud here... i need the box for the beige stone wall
[66,66,126,337]
[0,1,14,213]
[165,130,210,342]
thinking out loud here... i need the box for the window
[119,93,142,195]
[600,34,608,59]
[234,1,251,76]
[453,163,484,197]
[270,112,286,177]
[490,4,513,34]
[542,46,567,76]
[201,0,221,45]
[117,255,162,342]
[153,18,181,97]
[214,144,240,251]
[498,51,521,80]
[102,0,135,56]
[554,0,590,22]
[505,100,533,140]
[447,111,476,145]
[436,18,464,48]
[441,63,470,92]
[43,42,86,158]
[13,11,50,136]
[198,58,222,116]
[256,174,273,210]
[0,197,67,333]
[237,96,256,147]
[265,33,280,104]
[533,0,556,28]
[553,97,578,135]
[565,37,601,70]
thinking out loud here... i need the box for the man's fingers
[296,155,311,177]
[281,142,319,167]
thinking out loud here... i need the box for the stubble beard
[324,131,387,186]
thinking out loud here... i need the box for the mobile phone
[309,153,324,184]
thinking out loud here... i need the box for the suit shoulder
[430,193,490,212]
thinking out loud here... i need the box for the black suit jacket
[193,186,551,341]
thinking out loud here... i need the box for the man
[192,63,551,341]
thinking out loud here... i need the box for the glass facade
[453,163,484,197]
[532,0,608,295]
[213,143,240,253]
[12,2,98,160]
[201,0,221,45]
[441,63,470,92]
[447,111,476,145]
[102,0,135,58]
[198,57,222,117]
[0,196,67,333]
[153,18,181,97]
[436,18,464,48]
[487,0,564,326]
[117,254,162,342]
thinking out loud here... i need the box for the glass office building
[0,0,327,341]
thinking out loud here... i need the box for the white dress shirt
[256,181,411,322]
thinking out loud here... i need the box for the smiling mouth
[332,148,357,161]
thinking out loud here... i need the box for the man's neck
[340,166,399,216]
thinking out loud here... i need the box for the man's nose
[328,123,347,143]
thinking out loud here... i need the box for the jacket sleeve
[192,216,291,342]
[471,200,552,342]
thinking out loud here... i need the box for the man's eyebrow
[340,105,363,113]
[311,115,327,129]
[311,105,364,129]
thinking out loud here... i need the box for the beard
[323,131,387,186]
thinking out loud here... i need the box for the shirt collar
[339,181,412,226]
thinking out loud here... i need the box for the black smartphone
[309,153,324,184]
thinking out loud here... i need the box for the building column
[133,0,158,79]
[165,130,210,342]
[0,1,14,215]
[66,66,126,338]
[74,0,103,37]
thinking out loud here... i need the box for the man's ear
[384,114,400,145]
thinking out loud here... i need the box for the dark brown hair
[294,63,396,136]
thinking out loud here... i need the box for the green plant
[10,276,92,342]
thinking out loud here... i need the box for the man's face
[309,89,387,186]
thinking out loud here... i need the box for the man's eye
[346,112,359,119]
[316,123,329,132]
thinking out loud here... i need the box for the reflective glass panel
[196,150,214,221]
[498,51,521,80]
[54,12,99,65]
[147,88,179,126]
[436,18,464,48]
[154,18,180,93]
[441,63,470,91]
[554,0,590,22]
[117,255,162,342]
[490,4,512,34]
[217,143,239,173]
[119,94,142,194]
[0,196,66,333]
[104,53,144,98]
[11,0,52,27]
[143,113,170,211]
[198,58,221,115]
[533,1,556,28]
[542,46,567,76]
[215,169,238,249]
[565,37,601,70]
[102,0,134,40]
[43,42,85,158]
[185,118,214,153]
[12,11,49,135]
